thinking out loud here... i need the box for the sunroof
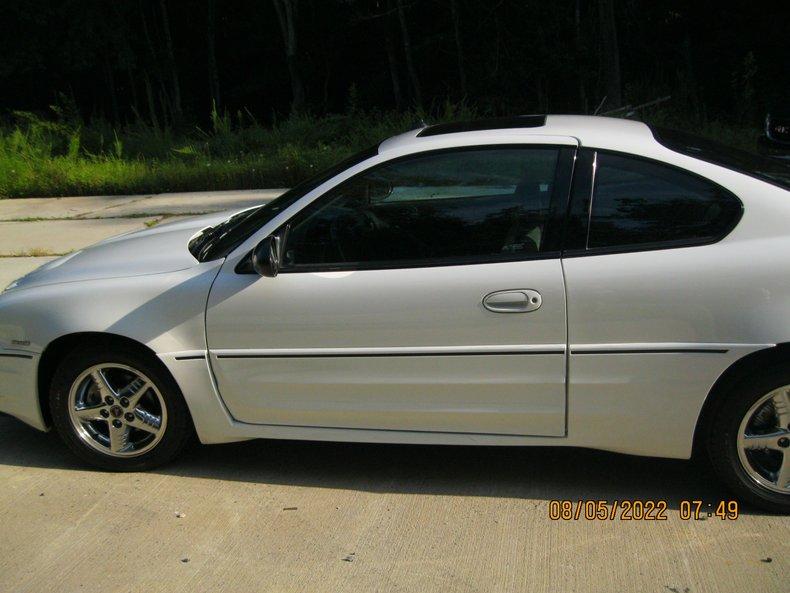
[416,115,546,138]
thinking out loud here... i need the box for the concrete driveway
[0,191,787,593]
[0,415,787,593]
[0,189,283,289]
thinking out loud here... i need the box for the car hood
[5,208,249,292]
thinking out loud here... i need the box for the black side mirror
[252,235,280,277]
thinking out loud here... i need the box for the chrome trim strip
[0,352,34,359]
[159,350,207,361]
[211,344,567,359]
[584,150,597,249]
[570,342,772,354]
[573,348,728,355]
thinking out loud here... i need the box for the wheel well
[37,332,174,428]
[692,343,790,457]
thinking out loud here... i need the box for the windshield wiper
[188,225,219,261]
[188,207,261,262]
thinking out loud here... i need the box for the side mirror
[252,236,280,277]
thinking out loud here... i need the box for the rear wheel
[50,346,193,471]
[708,366,790,513]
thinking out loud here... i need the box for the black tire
[49,345,193,471]
[707,365,790,514]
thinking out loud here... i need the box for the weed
[0,107,764,199]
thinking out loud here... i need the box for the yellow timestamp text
[548,499,739,521]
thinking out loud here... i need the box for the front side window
[587,153,742,250]
[190,146,378,262]
[281,147,560,269]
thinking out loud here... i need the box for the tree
[574,0,588,112]
[207,0,221,112]
[159,0,183,122]
[272,0,305,113]
[344,0,404,111]
[384,19,404,110]
[597,0,622,110]
[395,0,422,109]
[449,0,467,97]
[139,3,161,128]
[0,1,785,128]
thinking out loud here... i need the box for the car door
[205,143,576,436]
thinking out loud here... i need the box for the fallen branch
[602,95,672,116]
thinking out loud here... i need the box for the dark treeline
[0,0,787,127]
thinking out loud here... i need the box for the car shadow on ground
[0,414,755,514]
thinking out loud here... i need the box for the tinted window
[588,153,742,249]
[190,145,378,261]
[282,147,560,268]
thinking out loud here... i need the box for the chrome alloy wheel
[737,385,790,494]
[67,363,167,458]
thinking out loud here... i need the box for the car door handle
[482,289,542,313]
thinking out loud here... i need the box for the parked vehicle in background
[2,115,790,512]
[759,110,790,157]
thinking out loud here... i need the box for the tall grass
[0,102,762,199]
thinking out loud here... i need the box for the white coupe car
[2,115,790,512]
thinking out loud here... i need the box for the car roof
[378,114,655,154]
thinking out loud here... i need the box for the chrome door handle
[482,289,542,313]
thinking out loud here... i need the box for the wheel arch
[693,342,790,457]
[37,332,186,428]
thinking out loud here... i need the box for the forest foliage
[0,0,784,198]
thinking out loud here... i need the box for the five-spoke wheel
[68,364,167,457]
[708,366,790,513]
[50,345,192,471]
[737,386,790,494]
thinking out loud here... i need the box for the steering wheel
[329,207,380,262]
[329,206,432,262]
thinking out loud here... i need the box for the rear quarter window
[588,152,743,250]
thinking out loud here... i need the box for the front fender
[0,262,221,430]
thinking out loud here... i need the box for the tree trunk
[272,0,305,114]
[159,0,183,122]
[395,0,422,109]
[159,87,171,128]
[126,63,140,118]
[142,72,160,130]
[139,4,161,128]
[384,24,404,110]
[597,0,621,110]
[682,31,700,119]
[207,0,221,112]
[449,0,467,97]
[575,0,587,112]
[103,55,120,124]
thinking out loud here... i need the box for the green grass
[5,248,70,257]
[0,104,765,199]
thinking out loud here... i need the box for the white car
[2,115,790,512]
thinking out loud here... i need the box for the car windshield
[188,145,378,262]
[651,126,790,191]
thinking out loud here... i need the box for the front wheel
[708,366,790,513]
[50,346,193,471]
